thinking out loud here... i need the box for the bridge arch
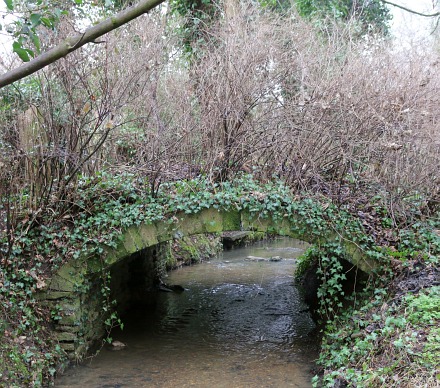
[42,208,377,359]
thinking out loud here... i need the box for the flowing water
[56,238,319,388]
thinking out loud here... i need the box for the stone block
[49,275,76,292]
[55,324,81,333]
[104,243,128,267]
[343,241,377,274]
[58,313,79,326]
[56,331,77,342]
[127,227,146,250]
[138,223,159,246]
[60,343,75,351]
[222,230,250,242]
[240,211,254,230]
[242,214,271,233]
[42,291,73,300]
[49,262,83,291]
[56,298,81,325]
[61,298,81,312]
[199,209,223,233]
[175,213,205,236]
[122,228,139,255]
[155,221,174,242]
[274,218,294,236]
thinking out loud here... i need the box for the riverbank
[306,256,440,387]
[294,199,440,386]
[1,174,439,386]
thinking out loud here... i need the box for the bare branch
[0,0,165,88]
[380,0,440,17]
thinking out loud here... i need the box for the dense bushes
[1,2,439,231]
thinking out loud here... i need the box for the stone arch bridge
[40,208,377,360]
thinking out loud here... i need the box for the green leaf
[3,0,13,11]
[30,13,41,27]
[12,41,30,62]
[30,31,40,53]
[40,17,53,28]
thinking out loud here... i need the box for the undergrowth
[312,280,440,387]
[296,221,440,387]
[1,172,439,386]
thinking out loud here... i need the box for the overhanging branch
[381,0,440,18]
[0,0,165,88]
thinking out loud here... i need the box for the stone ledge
[222,231,251,241]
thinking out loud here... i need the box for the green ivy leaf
[12,41,30,62]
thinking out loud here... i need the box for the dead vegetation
[1,3,439,229]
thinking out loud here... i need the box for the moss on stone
[55,331,77,342]
[164,233,222,270]
[122,228,140,255]
[48,264,81,292]
[42,204,381,363]
[295,246,319,282]
[155,221,175,242]
[138,224,159,246]
[222,210,241,230]
[102,244,128,268]
[202,208,223,233]
[344,241,377,273]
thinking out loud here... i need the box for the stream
[55,237,319,387]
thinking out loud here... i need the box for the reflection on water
[56,238,318,388]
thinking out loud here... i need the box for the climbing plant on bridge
[1,172,439,385]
